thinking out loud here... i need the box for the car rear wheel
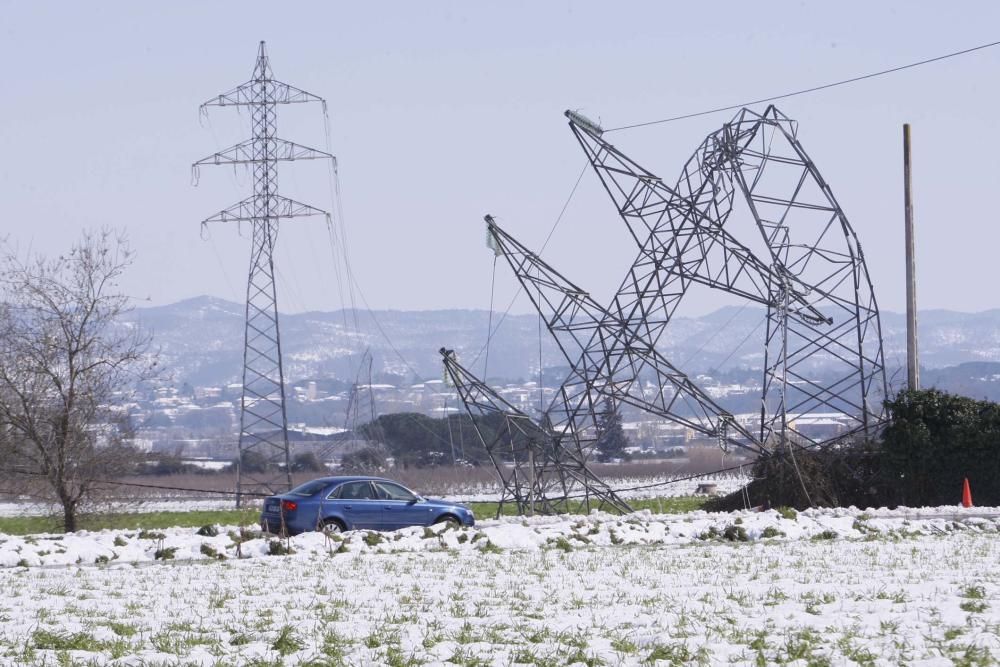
[321,519,345,535]
[434,514,461,530]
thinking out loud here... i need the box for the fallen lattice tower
[444,106,887,515]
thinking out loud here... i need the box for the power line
[607,39,1000,132]
[469,160,589,369]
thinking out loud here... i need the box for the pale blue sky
[2,1,998,316]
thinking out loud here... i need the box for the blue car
[259,476,476,535]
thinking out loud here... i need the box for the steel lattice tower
[194,42,333,506]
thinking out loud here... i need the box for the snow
[0,505,999,664]
[0,498,240,518]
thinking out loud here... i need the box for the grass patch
[0,495,707,536]
[32,629,105,651]
[272,625,303,656]
[776,506,798,521]
[154,546,178,560]
[267,539,294,556]
[467,495,706,520]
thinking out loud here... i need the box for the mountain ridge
[128,296,1000,389]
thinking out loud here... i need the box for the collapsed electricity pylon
[446,106,887,513]
[441,349,631,516]
[561,106,886,449]
[193,42,334,506]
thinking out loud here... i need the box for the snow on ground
[0,498,240,518]
[1,506,999,665]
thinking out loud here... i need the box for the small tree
[595,398,630,463]
[290,450,326,473]
[0,229,157,531]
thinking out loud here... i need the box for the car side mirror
[408,497,422,505]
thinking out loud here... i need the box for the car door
[375,481,432,529]
[325,481,381,529]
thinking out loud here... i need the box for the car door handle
[383,506,393,510]
[343,505,352,510]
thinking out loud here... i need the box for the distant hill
[128,296,1000,393]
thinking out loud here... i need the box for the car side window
[336,481,374,500]
[374,482,417,502]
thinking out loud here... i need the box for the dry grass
[4,445,751,506]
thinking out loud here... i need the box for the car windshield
[289,480,330,497]
[374,481,417,502]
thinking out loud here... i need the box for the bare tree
[0,229,157,531]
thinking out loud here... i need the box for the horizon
[139,293,1000,318]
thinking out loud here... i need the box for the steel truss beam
[485,216,759,453]
[194,42,333,506]
[441,349,632,516]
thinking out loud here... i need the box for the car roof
[305,476,394,484]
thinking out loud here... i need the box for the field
[1,505,999,666]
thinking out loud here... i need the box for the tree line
[709,387,1000,511]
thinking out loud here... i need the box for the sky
[2,1,999,316]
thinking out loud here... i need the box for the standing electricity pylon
[193,42,334,506]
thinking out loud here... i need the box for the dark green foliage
[357,412,491,468]
[881,388,1000,506]
[154,546,177,560]
[200,543,224,559]
[237,449,271,474]
[708,388,1000,511]
[267,539,293,556]
[723,524,749,542]
[595,398,631,463]
[290,451,326,473]
[705,441,885,512]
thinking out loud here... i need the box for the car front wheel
[434,514,461,530]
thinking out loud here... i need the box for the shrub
[723,525,749,542]
[777,506,797,521]
[267,540,293,556]
[154,546,177,560]
[200,543,224,559]
[551,537,574,552]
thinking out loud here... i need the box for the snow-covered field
[2,506,999,665]
[0,498,239,518]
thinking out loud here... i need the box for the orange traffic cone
[962,478,973,508]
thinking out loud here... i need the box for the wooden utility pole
[903,124,919,390]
